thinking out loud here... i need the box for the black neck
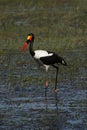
[29,41,35,57]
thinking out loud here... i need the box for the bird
[21,33,67,94]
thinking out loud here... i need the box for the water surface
[0,49,87,130]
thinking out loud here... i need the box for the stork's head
[21,33,34,52]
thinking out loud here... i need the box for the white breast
[34,50,53,59]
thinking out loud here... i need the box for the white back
[34,50,53,59]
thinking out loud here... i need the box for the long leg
[52,65,59,92]
[52,65,59,114]
[45,71,49,111]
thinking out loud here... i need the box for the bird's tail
[61,58,67,66]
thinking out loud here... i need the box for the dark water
[0,49,87,130]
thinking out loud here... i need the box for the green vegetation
[0,0,87,53]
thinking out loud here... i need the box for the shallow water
[0,49,87,130]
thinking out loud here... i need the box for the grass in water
[0,0,87,52]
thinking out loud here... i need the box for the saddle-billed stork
[21,33,67,93]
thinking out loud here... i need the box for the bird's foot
[54,89,58,93]
[45,81,49,87]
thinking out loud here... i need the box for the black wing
[40,52,67,65]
